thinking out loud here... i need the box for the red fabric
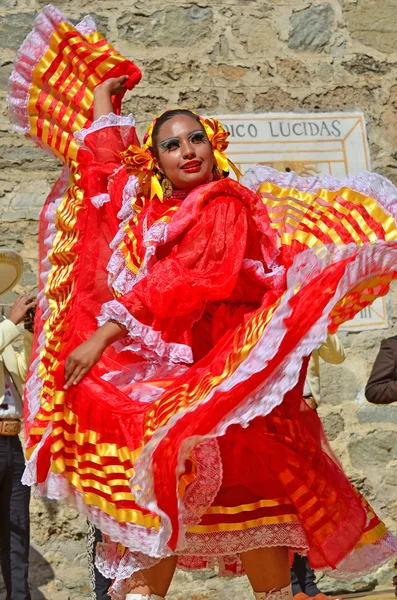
[26,122,397,575]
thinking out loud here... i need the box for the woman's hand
[93,76,128,120]
[64,337,104,389]
[63,321,126,389]
[95,75,128,97]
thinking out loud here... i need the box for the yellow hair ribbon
[150,174,163,201]
[227,158,242,180]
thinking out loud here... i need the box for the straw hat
[0,249,23,295]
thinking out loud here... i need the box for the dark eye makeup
[189,131,207,143]
[159,137,179,152]
[158,130,207,153]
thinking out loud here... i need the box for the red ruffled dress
[8,5,397,598]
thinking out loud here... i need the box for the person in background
[365,336,397,597]
[0,249,35,600]
[86,522,111,600]
[292,333,345,600]
[365,335,397,405]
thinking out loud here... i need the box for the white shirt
[0,318,33,420]
[1,368,23,419]
[303,334,346,404]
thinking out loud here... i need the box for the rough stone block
[301,85,377,113]
[253,87,296,112]
[344,0,397,54]
[123,94,169,117]
[348,431,397,470]
[275,57,310,86]
[342,54,391,76]
[316,572,376,595]
[117,6,213,48]
[357,404,397,424]
[0,144,59,171]
[207,64,247,82]
[321,411,345,441]
[233,11,279,55]
[0,11,35,50]
[178,89,219,111]
[0,58,12,89]
[321,364,362,406]
[224,90,248,111]
[289,4,334,52]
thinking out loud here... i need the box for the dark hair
[151,109,204,157]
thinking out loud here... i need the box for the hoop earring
[161,177,173,198]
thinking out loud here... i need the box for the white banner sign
[216,112,387,331]
[217,111,370,177]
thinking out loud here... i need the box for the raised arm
[75,75,139,169]
[93,76,129,120]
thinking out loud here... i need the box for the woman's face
[155,115,214,190]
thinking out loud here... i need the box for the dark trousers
[87,522,112,600]
[291,554,320,597]
[0,435,31,600]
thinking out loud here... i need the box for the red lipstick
[181,160,202,173]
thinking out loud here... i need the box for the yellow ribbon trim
[205,497,294,515]
[187,513,300,534]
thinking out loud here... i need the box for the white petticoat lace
[108,192,170,297]
[98,300,193,365]
[8,5,99,136]
[73,112,136,151]
[322,531,397,579]
[102,360,188,403]
[181,439,223,527]
[107,176,140,295]
[91,193,111,208]
[101,522,308,600]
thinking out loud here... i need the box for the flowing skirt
[8,5,397,598]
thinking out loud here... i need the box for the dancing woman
[8,6,397,600]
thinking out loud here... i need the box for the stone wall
[0,0,397,598]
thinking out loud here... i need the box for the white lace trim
[7,4,65,133]
[323,531,397,580]
[108,197,169,297]
[241,166,397,222]
[107,176,139,295]
[101,360,188,403]
[135,220,169,286]
[98,300,193,365]
[104,522,308,599]
[29,471,171,559]
[102,503,397,594]
[181,439,223,527]
[101,360,187,386]
[75,15,98,36]
[74,113,136,151]
[91,193,110,209]
[8,5,99,135]
[242,258,286,289]
[183,522,308,557]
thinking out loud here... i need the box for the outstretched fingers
[64,358,88,389]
